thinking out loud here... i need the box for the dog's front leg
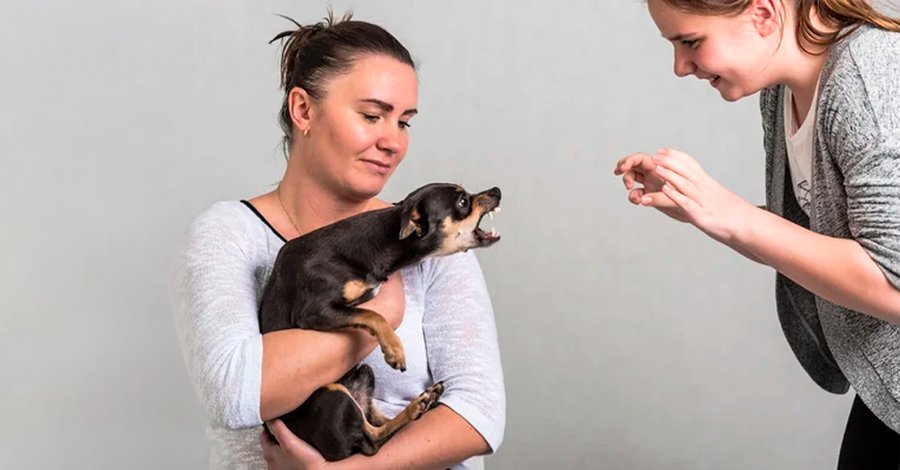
[331,307,407,372]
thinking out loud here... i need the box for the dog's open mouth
[474,206,501,245]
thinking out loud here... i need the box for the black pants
[837,395,900,469]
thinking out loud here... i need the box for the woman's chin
[346,177,389,201]
[718,86,745,103]
[717,82,757,103]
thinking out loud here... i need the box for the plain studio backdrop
[1,1,857,469]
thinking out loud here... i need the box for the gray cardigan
[761,25,900,428]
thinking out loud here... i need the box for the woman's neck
[778,7,833,120]
[279,165,372,236]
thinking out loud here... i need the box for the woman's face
[647,0,783,102]
[297,54,419,201]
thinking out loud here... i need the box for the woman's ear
[288,86,313,134]
[750,0,783,37]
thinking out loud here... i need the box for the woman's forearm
[260,329,379,421]
[335,405,490,470]
[726,241,767,264]
[736,208,900,322]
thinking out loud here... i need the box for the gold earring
[303,128,309,137]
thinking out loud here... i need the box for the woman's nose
[673,49,696,78]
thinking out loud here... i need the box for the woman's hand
[616,148,757,244]
[260,420,331,470]
[614,150,689,222]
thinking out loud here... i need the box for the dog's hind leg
[339,365,397,428]
[367,401,391,427]
[364,381,445,447]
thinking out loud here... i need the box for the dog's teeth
[488,212,494,220]
[490,228,497,237]
[495,207,501,213]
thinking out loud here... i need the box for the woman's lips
[361,159,391,175]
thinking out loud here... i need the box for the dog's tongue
[475,227,499,241]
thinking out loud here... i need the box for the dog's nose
[488,187,501,199]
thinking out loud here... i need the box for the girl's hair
[269,10,415,149]
[661,0,900,53]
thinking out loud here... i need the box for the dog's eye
[458,197,469,208]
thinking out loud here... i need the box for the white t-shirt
[783,78,821,216]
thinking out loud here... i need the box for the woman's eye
[682,39,701,49]
[363,114,379,122]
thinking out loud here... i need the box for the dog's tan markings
[323,383,366,414]
[337,309,406,371]
[437,205,485,255]
[363,382,444,444]
[367,401,391,427]
[400,207,422,239]
[343,280,368,303]
[325,383,352,395]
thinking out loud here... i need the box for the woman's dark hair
[269,10,416,151]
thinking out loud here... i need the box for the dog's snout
[488,187,501,199]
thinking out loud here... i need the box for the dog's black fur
[258,183,502,461]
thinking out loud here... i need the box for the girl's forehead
[650,1,736,37]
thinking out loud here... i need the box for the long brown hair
[662,0,900,53]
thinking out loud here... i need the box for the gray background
[0,0,853,469]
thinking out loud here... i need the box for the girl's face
[648,0,783,102]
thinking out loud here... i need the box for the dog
[258,182,502,461]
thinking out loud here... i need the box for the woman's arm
[646,146,900,323]
[736,207,900,321]
[260,329,382,421]
[262,406,487,470]
[173,204,395,428]
[334,405,489,470]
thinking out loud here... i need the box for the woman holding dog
[173,13,505,470]
[615,0,900,467]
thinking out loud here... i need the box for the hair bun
[269,11,353,90]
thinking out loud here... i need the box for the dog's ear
[399,206,422,240]
[399,196,426,240]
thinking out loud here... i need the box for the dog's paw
[407,396,429,421]
[382,344,407,372]
[424,383,443,412]
[425,381,444,406]
[408,382,444,420]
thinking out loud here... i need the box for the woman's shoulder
[824,25,900,93]
[179,200,270,258]
[844,24,900,59]
[418,251,485,289]
[188,200,255,235]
